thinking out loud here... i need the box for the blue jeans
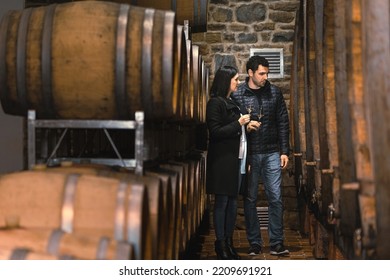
[214,194,238,240]
[243,152,284,247]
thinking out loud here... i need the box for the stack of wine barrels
[290,0,390,260]
[0,1,209,260]
[0,152,207,260]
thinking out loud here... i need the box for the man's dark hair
[210,65,238,98]
[246,55,269,73]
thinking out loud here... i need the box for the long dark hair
[210,65,238,98]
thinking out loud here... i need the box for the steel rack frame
[27,110,144,175]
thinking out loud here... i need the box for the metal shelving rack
[27,110,144,175]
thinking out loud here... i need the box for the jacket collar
[242,78,271,95]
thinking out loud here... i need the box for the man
[231,55,290,256]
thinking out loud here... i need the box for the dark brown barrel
[159,163,185,259]
[290,0,390,260]
[170,157,202,240]
[151,167,180,259]
[0,170,152,260]
[192,45,200,122]
[144,169,174,259]
[0,1,177,120]
[175,24,189,119]
[200,59,209,123]
[0,228,134,260]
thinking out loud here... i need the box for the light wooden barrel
[0,170,152,260]
[39,163,169,260]
[0,228,134,260]
[0,1,177,120]
[0,246,74,260]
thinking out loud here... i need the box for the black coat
[206,96,243,196]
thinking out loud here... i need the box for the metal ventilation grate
[250,48,284,79]
[257,206,269,229]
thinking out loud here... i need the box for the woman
[206,65,250,259]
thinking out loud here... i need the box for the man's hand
[280,155,289,169]
[246,120,261,132]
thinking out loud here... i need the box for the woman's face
[228,74,239,96]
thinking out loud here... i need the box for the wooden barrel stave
[0,246,71,260]
[0,228,134,260]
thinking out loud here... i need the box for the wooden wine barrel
[361,0,390,260]
[143,169,174,259]
[39,163,169,260]
[76,0,208,33]
[0,228,134,260]
[0,1,178,120]
[32,161,118,175]
[0,246,74,260]
[159,163,187,259]
[0,170,152,260]
[290,0,390,260]
[290,0,346,259]
[115,172,168,259]
[175,24,189,119]
[147,165,185,259]
[187,151,207,231]
[170,157,201,240]
[200,59,209,123]
[184,39,195,120]
[191,44,203,122]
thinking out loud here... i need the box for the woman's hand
[238,114,250,126]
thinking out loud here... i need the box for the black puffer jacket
[231,79,290,156]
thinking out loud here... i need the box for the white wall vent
[250,48,284,79]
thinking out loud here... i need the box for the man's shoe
[270,244,289,255]
[248,244,262,255]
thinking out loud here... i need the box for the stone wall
[192,0,300,102]
[193,0,301,230]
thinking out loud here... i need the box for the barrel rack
[27,110,144,175]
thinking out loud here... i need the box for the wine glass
[257,105,264,121]
[246,104,253,114]
[246,104,257,121]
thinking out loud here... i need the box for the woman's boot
[214,239,233,259]
[226,237,241,259]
